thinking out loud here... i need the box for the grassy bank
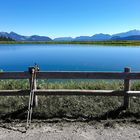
[1,40,140,45]
[0,80,140,120]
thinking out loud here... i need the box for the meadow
[0,40,140,46]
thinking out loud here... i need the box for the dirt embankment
[0,120,140,140]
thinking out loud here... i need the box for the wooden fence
[0,67,140,109]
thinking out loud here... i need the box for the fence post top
[124,67,131,72]
[28,67,35,74]
[28,65,40,74]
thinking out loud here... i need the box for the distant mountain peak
[128,29,140,34]
[0,31,9,36]
[9,31,19,35]
[93,33,110,36]
[113,29,140,37]
[54,37,73,41]
[111,35,140,41]
[0,31,52,41]
[124,29,140,33]
[129,29,139,31]
[10,31,16,34]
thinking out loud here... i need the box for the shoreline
[0,40,140,46]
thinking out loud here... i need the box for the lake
[0,44,140,72]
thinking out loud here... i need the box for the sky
[0,0,140,38]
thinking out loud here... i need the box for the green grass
[1,40,140,45]
[0,80,140,119]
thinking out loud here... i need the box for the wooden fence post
[28,67,38,107]
[123,67,131,109]
[34,75,38,107]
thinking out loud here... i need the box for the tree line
[0,36,14,41]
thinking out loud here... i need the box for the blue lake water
[0,44,140,72]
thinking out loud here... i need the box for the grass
[0,80,140,120]
[1,40,140,45]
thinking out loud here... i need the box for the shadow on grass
[0,106,28,122]
[93,106,140,120]
[1,105,140,123]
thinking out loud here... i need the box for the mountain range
[1,29,140,41]
[0,32,52,41]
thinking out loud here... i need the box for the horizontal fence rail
[0,72,29,79]
[1,71,140,79]
[0,89,140,96]
[37,71,140,79]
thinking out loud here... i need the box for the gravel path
[0,121,140,140]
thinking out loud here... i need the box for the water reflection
[0,44,140,71]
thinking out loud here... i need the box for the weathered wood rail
[0,67,140,109]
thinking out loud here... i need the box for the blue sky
[0,0,140,38]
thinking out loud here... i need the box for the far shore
[0,40,140,46]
